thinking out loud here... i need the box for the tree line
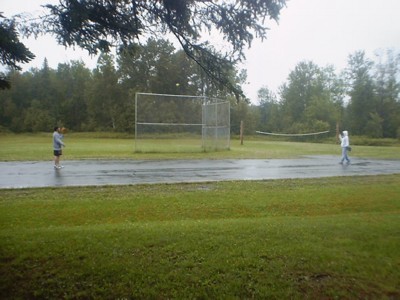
[0,39,399,139]
[0,38,241,133]
[253,49,400,139]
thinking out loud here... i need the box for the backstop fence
[135,93,230,152]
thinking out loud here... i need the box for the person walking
[339,130,350,164]
[53,126,66,169]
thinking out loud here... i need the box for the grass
[1,132,400,161]
[1,175,399,298]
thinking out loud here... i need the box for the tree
[279,61,343,135]
[23,99,54,132]
[0,14,35,89]
[0,70,31,131]
[257,86,281,132]
[364,112,383,138]
[118,37,245,96]
[85,53,126,131]
[31,59,58,115]
[303,65,344,132]
[55,61,92,130]
[280,61,320,126]
[344,51,376,136]
[19,0,286,99]
[118,39,192,94]
[230,97,253,135]
[170,50,204,96]
[373,49,400,138]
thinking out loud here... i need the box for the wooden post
[240,120,244,145]
[336,121,339,143]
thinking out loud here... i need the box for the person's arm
[55,134,65,147]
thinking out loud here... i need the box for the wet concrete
[0,156,399,189]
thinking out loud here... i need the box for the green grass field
[0,133,399,298]
[1,132,400,160]
[1,176,399,298]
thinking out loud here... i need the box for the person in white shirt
[339,130,350,164]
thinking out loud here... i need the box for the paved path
[1,156,399,189]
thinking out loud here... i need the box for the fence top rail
[135,93,227,103]
[136,92,205,99]
[137,122,203,126]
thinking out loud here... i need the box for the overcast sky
[2,0,400,103]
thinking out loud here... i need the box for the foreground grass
[1,133,400,161]
[1,175,399,299]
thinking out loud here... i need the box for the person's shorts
[53,150,62,156]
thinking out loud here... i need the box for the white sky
[2,0,400,103]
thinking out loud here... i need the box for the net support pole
[134,92,138,152]
[215,101,218,148]
[240,120,244,145]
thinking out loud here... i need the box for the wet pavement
[0,156,399,189]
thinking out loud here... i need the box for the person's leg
[54,150,61,168]
[54,155,59,167]
[340,147,346,164]
[345,149,350,164]
[59,150,63,167]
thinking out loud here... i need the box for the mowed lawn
[1,132,400,160]
[0,133,399,298]
[1,176,399,299]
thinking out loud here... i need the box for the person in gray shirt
[53,126,66,169]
